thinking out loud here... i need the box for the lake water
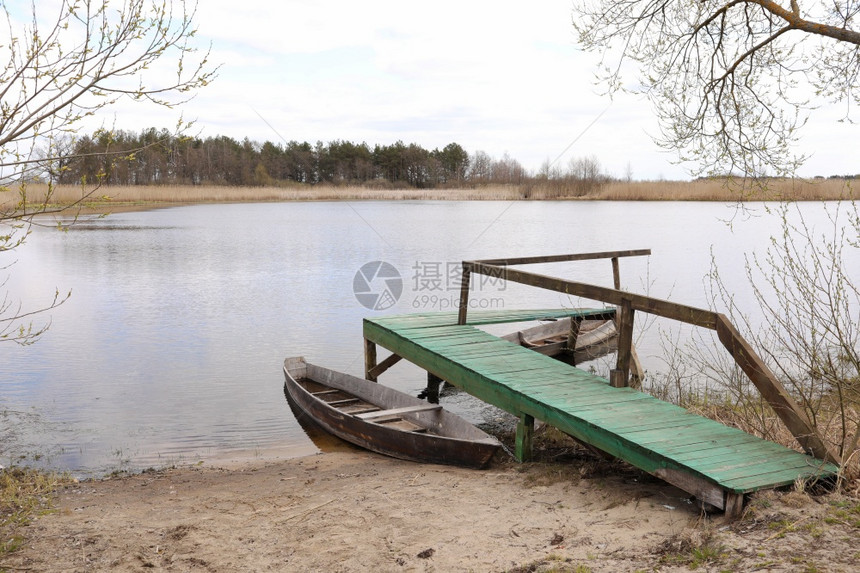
[1,200,854,475]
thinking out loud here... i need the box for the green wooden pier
[362,251,840,517]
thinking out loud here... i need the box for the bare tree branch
[0,0,216,344]
[573,0,859,176]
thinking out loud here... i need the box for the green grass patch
[1,467,71,558]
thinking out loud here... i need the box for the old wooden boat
[501,317,617,365]
[283,357,501,468]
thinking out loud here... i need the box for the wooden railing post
[611,256,621,290]
[610,258,644,388]
[457,262,472,325]
[610,298,635,387]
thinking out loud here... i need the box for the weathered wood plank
[355,404,442,420]
[654,468,726,509]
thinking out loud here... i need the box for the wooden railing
[456,250,840,465]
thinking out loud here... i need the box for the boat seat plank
[355,403,442,420]
[348,407,382,415]
[327,398,360,406]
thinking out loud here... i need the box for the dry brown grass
[0,183,525,210]
[592,177,857,201]
[2,178,855,212]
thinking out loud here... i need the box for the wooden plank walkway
[363,309,838,515]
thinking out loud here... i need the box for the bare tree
[0,0,215,344]
[468,150,493,183]
[572,0,860,177]
[567,155,602,183]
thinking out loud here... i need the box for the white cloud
[64,0,858,180]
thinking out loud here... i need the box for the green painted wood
[719,464,836,491]
[648,433,767,457]
[671,440,801,466]
[363,313,838,496]
[516,413,535,462]
[374,308,615,329]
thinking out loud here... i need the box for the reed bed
[2,178,855,212]
[1,183,526,209]
[591,177,856,201]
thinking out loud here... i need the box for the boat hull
[501,317,617,364]
[283,357,500,469]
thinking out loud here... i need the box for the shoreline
[4,447,859,572]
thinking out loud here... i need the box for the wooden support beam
[724,492,745,519]
[715,314,840,464]
[367,352,403,380]
[611,299,635,388]
[515,413,534,462]
[563,431,616,460]
[364,338,378,382]
[654,468,726,510]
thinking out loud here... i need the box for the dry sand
[4,443,859,572]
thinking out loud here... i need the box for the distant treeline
[40,128,860,189]
[54,128,545,189]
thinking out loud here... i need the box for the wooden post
[611,256,621,290]
[424,373,443,404]
[515,413,534,462]
[566,317,582,366]
[610,299,635,388]
[724,492,745,519]
[364,338,377,382]
[457,263,472,325]
[611,257,644,388]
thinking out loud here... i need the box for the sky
[22,1,860,180]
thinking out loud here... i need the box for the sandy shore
[4,444,858,572]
